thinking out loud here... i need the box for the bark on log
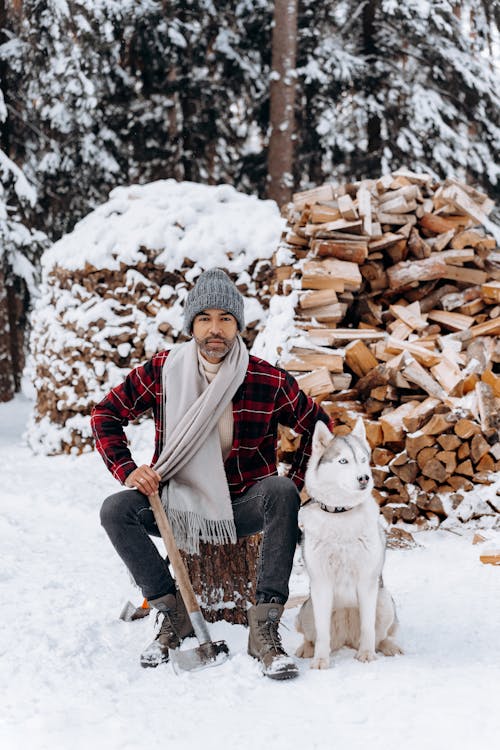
[182,535,260,625]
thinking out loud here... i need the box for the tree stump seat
[181,535,260,625]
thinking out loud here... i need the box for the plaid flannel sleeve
[275,370,332,490]
[90,359,158,484]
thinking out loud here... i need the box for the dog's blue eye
[339,458,348,464]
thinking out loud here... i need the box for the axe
[146,490,229,672]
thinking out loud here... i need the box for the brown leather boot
[140,590,195,668]
[247,602,299,680]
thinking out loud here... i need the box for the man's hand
[125,465,162,495]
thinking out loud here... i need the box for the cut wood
[387,255,487,289]
[436,433,461,451]
[480,553,500,566]
[299,289,338,309]
[402,397,440,433]
[453,418,482,439]
[293,184,336,210]
[368,233,405,251]
[389,302,428,331]
[311,239,368,263]
[274,170,500,530]
[301,260,346,291]
[476,381,500,433]
[344,339,379,377]
[357,184,373,235]
[296,368,334,398]
[434,450,457,475]
[470,433,491,464]
[430,358,464,396]
[379,401,421,443]
[337,193,359,220]
[416,445,439,470]
[452,227,496,249]
[363,420,383,448]
[372,447,395,466]
[419,213,464,235]
[476,454,495,472]
[482,369,500,398]
[309,204,342,223]
[283,350,344,373]
[426,310,475,331]
[306,218,363,236]
[469,317,500,338]
[421,413,455,436]
[301,258,362,291]
[440,183,491,226]
[298,302,347,324]
[405,433,437,460]
[456,459,474,477]
[421,458,448,483]
[402,357,448,401]
[385,339,442,368]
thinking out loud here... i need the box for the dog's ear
[312,420,333,454]
[350,417,367,442]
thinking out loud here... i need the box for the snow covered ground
[2,394,500,750]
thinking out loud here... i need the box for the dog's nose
[358,474,370,488]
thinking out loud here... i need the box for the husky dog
[296,418,403,669]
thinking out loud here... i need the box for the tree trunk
[361,0,382,176]
[0,271,16,402]
[182,535,260,625]
[267,0,298,207]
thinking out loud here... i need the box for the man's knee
[100,490,136,530]
[100,492,121,530]
[259,476,300,513]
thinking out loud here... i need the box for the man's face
[192,308,238,363]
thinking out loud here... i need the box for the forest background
[0,0,499,401]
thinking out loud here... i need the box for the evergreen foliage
[1,0,498,245]
[296,0,500,197]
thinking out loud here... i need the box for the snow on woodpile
[256,168,500,530]
[26,180,284,454]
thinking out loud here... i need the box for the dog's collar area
[315,500,354,514]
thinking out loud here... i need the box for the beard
[194,334,236,361]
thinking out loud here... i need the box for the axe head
[119,600,151,622]
[171,640,230,673]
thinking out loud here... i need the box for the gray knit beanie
[183,268,245,333]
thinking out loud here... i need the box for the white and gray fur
[296,418,403,669]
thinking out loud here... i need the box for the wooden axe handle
[148,491,201,616]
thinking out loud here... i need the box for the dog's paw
[296,640,315,659]
[355,649,377,663]
[310,656,330,670]
[378,638,404,657]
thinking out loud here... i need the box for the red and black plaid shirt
[91,349,330,498]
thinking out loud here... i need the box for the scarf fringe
[165,506,238,555]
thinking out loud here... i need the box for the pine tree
[296,0,500,198]
[0,1,48,399]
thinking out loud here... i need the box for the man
[92,268,330,680]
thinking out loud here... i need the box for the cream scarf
[153,336,249,554]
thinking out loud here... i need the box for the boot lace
[155,610,182,647]
[261,619,287,655]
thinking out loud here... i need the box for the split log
[475,381,500,433]
[379,401,421,443]
[183,537,260,624]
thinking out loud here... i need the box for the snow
[2,396,500,750]
[42,180,284,275]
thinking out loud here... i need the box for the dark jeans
[100,475,300,604]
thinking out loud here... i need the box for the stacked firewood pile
[273,168,500,528]
[29,254,273,454]
[27,181,280,454]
